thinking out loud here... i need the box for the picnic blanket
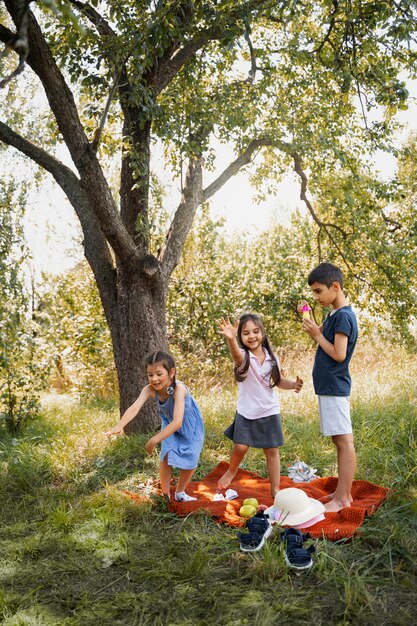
[163,461,390,540]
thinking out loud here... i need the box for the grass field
[0,344,416,625]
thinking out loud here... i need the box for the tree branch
[154,26,223,95]
[291,150,384,296]
[243,25,257,84]
[0,120,118,322]
[201,134,383,296]
[0,119,70,176]
[381,211,402,232]
[67,0,133,139]
[202,137,347,249]
[67,0,116,37]
[2,0,136,262]
[203,139,272,202]
[291,151,348,238]
[0,1,30,89]
[91,68,121,152]
[312,0,339,54]
[153,0,276,95]
[350,22,369,131]
[159,158,203,281]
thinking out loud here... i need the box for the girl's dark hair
[145,351,176,389]
[234,314,281,388]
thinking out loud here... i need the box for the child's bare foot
[321,492,353,503]
[324,498,351,513]
[218,469,236,490]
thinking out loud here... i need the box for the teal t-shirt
[312,306,358,396]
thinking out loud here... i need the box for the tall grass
[0,343,415,625]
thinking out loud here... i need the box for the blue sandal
[281,528,315,571]
[238,512,273,552]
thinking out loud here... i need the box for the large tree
[0,0,415,429]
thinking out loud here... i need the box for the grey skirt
[224,412,284,448]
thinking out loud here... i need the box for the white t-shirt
[236,348,280,419]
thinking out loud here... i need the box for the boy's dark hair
[145,351,176,388]
[308,262,344,289]
[235,313,281,387]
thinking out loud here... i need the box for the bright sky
[23,81,417,277]
[24,144,302,277]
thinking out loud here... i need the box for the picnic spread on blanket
[125,460,390,541]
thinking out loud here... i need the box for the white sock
[174,491,197,502]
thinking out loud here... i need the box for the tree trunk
[109,259,168,433]
[0,5,246,436]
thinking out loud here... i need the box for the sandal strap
[239,532,265,547]
[246,520,269,534]
[238,523,269,542]
[286,546,314,564]
[281,528,311,541]
[283,533,303,546]
[238,514,271,548]
[281,528,302,541]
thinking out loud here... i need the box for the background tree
[38,262,118,398]
[167,206,315,366]
[0,181,46,434]
[0,0,416,430]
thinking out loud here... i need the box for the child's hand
[302,318,321,340]
[218,317,238,340]
[104,427,124,437]
[294,375,303,393]
[145,437,157,455]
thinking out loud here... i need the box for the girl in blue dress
[106,351,204,502]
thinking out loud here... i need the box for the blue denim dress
[156,382,204,470]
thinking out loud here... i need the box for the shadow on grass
[0,498,416,626]
[0,391,416,625]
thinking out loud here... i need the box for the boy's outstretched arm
[302,319,348,363]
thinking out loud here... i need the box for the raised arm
[218,317,243,366]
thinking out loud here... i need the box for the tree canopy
[0,0,416,427]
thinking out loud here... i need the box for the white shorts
[318,396,352,436]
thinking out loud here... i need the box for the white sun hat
[265,487,325,526]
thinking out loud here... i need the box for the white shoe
[174,492,197,502]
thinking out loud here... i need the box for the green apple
[239,504,257,518]
[243,497,259,509]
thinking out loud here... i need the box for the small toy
[300,302,311,319]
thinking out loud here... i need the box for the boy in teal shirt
[302,262,358,512]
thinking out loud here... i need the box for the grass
[0,344,416,625]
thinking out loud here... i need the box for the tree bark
[0,1,291,434]
[111,261,168,431]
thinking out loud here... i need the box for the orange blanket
[164,461,390,540]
